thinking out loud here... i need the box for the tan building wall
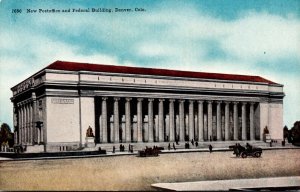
[10,61,285,152]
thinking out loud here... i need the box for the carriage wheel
[241,152,247,158]
[255,152,261,158]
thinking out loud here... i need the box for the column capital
[250,102,255,106]
[242,102,247,105]
[197,100,204,104]
[189,100,194,104]
[102,97,108,101]
[169,99,175,102]
[207,100,213,104]
[148,98,154,102]
[125,97,132,101]
[224,101,231,104]
[114,97,120,101]
[216,100,222,104]
[232,101,239,105]
[137,98,144,102]
[159,98,165,102]
[179,99,185,103]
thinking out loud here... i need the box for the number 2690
[12,9,22,13]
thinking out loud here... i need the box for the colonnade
[98,97,257,143]
[16,94,43,145]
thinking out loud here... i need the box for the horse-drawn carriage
[138,147,161,157]
[229,143,262,158]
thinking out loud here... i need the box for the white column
[250,102,255,140]
[224,101,230,141]
[32,93,37,144]
[40,101,44,142]
[242,102,247,140]
[189,100,194,141]
[18,104,22,144]
[27,104,30,144]
[24,104,28,144]
[169,99,175,142]
[22,104,25,144]
[233,102,239,140]
[148,98,154,142]
[114,97,120,143]
[207,101,213,141]
[198,101,204,142]
[101,97,108,143]
[23,104,26,144]
[179,100,185,142]
[137,98,143,142]
[29,103,33,144]
[217,101,222,141]
[27,103,31,144]
[18,105,21,144]
[125,98,131,143]
[158,99,164,142]
[40,123,44,143]
[24,103,28,144]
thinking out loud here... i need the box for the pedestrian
[209,145,213,153]
[128,144,131,152]
[173,143,176,150]
[195,141,198,147]
[168,143,171,150]
[191,139,194,146]
[113,146,115,153]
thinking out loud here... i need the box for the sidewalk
[152,176,300,191]
[0,145,298,161]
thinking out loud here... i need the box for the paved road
[0,149,299,191]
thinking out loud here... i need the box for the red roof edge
[45,60,278,85]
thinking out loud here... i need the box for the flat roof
[46,60,277,84]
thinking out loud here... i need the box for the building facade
[11,61,284,152]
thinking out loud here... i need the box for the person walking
[113,146,115,153]
[209,145,213,153]
[173,143,176,150]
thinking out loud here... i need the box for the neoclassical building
[11,61,284,152]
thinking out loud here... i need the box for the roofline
[11,60,282,90]
[50,60,279,84]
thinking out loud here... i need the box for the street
[0,149,299,191]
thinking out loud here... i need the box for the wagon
[229,144,262,158]
[138,147,160,157]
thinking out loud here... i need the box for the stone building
[11,61,284,152]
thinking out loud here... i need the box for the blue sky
[0,0,299,129]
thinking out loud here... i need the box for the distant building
[11,61,284,152]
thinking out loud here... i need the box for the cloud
[0,1,299,128]
[222,12,300,63]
